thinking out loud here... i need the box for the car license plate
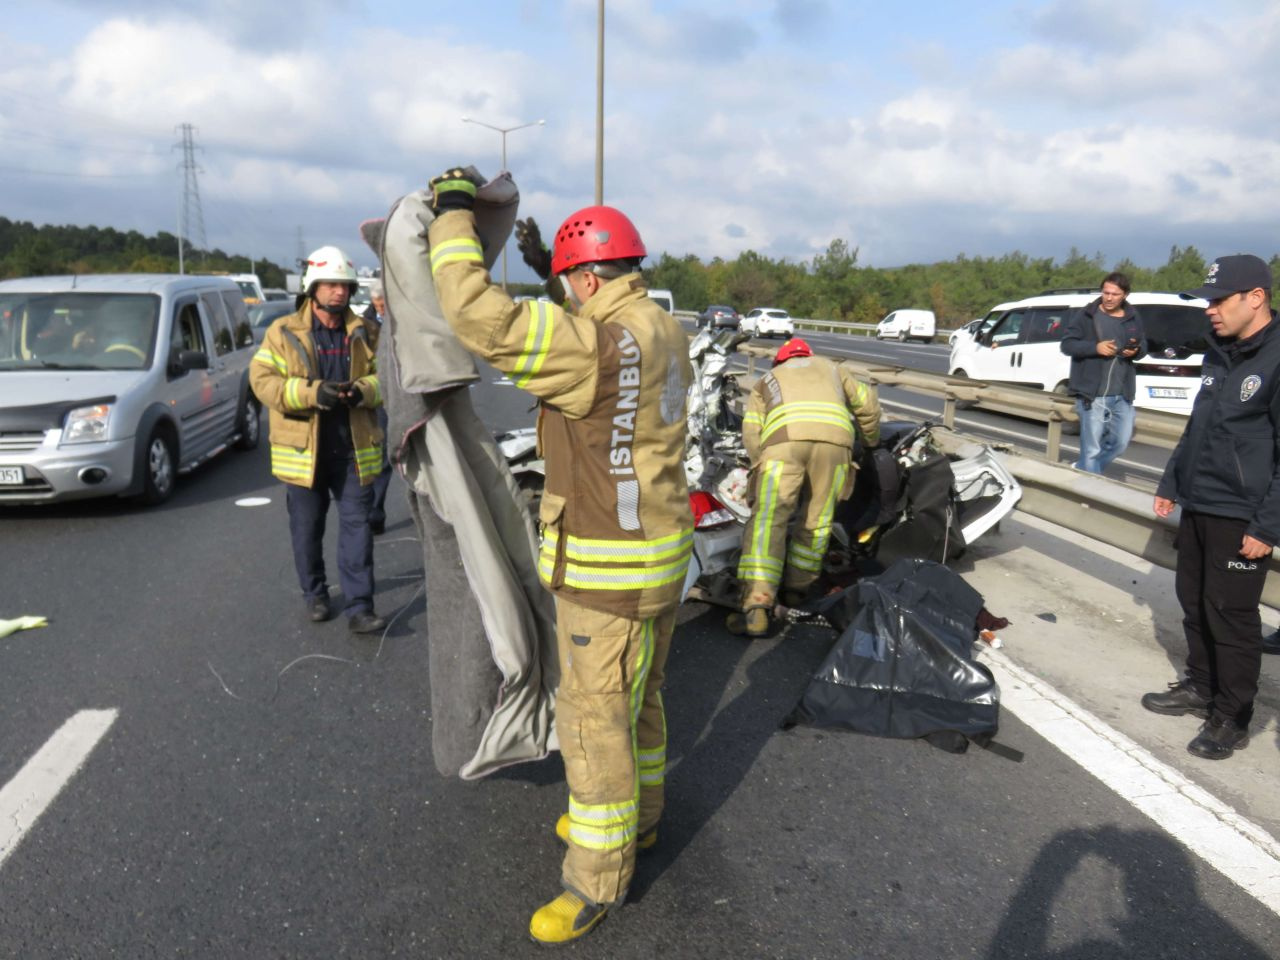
[1148,387,1187,399]
[0,466,24,485]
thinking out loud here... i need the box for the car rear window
[1141,304,1211,356]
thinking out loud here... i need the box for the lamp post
[460,115,546,290]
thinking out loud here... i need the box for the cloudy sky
[1,0,1277,280]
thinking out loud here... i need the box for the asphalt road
[2,370,1277,958]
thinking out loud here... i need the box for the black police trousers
[1174,510,1267,727]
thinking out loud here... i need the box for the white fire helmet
[302,245,358,295]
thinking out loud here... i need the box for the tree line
[4,217,1277,329]
[643,241,1280,328]
[0,217,288,288]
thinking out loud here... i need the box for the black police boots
[1187,718,1249,760]
[1140,679,1210,718]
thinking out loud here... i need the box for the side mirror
[168,347,208,376]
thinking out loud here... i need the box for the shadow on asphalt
[985,825,1271,959]
[628,604,833,903]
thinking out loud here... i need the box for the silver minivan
[0,274,261,505]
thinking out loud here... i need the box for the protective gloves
[343,384,364,407]
[428,168,479,215]
[315,381,343,409]
[515,217,552,280]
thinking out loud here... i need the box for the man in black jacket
[1143,254,1278,760]
[1060,272,1146,473]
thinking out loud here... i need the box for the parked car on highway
[248,299,297,342]
[0,274,260,505]
[743,307,793,338]
[948,307,1008,347]
[698,304,740,329]
[948,291,1210,415]
[876,308,936,342]
[647,288,676,314]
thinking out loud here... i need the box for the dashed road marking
[984,650,1280,915]
[0,709,118,869]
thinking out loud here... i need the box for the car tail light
[689,490,736,529]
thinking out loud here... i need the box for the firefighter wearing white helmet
[425,168,693,945]
[250,245,388,635]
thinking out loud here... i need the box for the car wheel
[234,396,261,451]
[898,330,908,342]
[1053,381,1081,436]
[137,428,176,505]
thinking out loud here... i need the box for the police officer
[426,169,692,945]
[250,246,388,634]
[732,337,881,636]
[1143,254,1279,759]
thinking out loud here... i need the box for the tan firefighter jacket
[250,302,384,487]
[428,210,693,620]
[743,355,881,465]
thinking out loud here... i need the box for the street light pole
[460,116,546,290]
[596,0,604,205]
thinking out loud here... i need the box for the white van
[647,289,675,313]
[0,274,260,504]
[947,291,1209,415]
[876,309,936,342]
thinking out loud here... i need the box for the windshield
[1141,303,1211,357]
[236,280,261,301]
[0,292,160,371]
[248,301,295,327]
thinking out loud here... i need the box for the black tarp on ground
[786,559,999,749]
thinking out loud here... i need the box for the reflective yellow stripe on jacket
[513,301,554,388]
[429,236,484,274]
[253,346,287,375]
[539,529,693,592]
[270,446,314,483]
[760,401,853,444]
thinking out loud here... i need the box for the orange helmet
[773,337,812,366]
[551,205,647,276]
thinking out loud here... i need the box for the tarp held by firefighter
[786,559,999,748]
[365,169,558,781]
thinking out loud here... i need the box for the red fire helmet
[773,338,813,366]
[551,205,647,277]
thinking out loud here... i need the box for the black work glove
[428,167,479,215]
[515,217,552,280]
[343,384,364,408]
[315,381,342,410]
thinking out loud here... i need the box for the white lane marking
[984,651,1280,915]
[0,709,118,869]
[234,497,271,507]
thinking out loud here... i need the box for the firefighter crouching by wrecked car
[731,337,881,637]
[249,245,388,635]
[426,170,692,945]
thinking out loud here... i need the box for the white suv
[745,308,794,339]
[947,291,1210,415]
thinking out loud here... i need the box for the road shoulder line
[984,649,1280,915]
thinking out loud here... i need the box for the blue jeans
[1076,396,1134,474]
[286,457,375,615]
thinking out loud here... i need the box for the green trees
[0,217,288,287]
[642,241,1272,329]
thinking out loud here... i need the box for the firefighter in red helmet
[425,170,692,945]
[730,337,881,636]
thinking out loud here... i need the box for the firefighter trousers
[738,439,852,608]
[555,598,675,906]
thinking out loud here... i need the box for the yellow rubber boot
[726,607,770,637]
[529,891,607,945]
[556,813,657,851]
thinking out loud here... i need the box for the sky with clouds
[1,0,1277,281]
